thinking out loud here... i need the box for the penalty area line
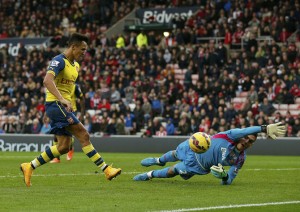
[154,200,300,212]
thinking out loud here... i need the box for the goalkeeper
[133,123,286,185]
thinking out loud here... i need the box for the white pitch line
[0,168,299,179]
[0,172,140,178]
[249,168,300,171]
[154,201,300,212]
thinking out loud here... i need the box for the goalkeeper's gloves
[210,163,228,179]
[261,122,286,139]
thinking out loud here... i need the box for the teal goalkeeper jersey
[194,126,262,184]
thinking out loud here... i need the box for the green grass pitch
[0,152,299,212]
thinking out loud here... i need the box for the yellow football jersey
[71,84,84,112]
[46,54,80,102]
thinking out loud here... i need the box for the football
[189,132,211,153]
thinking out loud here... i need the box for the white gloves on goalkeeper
[262,122,286,139]
[210,163,228,179]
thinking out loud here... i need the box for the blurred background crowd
[0,0,300,137]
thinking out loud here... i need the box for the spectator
[247,85,258,104]
[133,101,144,132]
[90,92,101,110]
[124,112,135,135]
[151,94,162,117]
[232,23,244,48]
[266,87,276,102]
[90,114,101,134]
[260,97,276,116]
[116,34,125,49]
[110,84,121,103]
[115,117,126,135]
[31,118,41,134]
[142,98,152,124]
[97,98,111,111]
[156,125,167,136]
[289,83,300,97]
[176,112,190,135]
[151,117,162,135]
[40,115,51,134]
[136,31,148,49]
[183,66,192,91]
[224,103,237,123]
[292,118,300,136]
[166,118,175,135]
[273,112,284,123]
[1,116,17,133]
[83,118,92,133]
[106,118,117,135]
[162,104,174,120]
[257,86,268,103]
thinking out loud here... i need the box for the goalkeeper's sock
[152,167,173,178]
[82,144,108,171]
[31,145,61,169]
[159,151,178,164]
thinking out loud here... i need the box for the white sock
[156,158,161,164]
[101,163,108,171]
[147,171,153,179]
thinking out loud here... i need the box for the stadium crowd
[0,0,300,137]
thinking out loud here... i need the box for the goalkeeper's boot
[20,163,33,187]
[50,158,60,163]
[141,157,165,167]
[104,165,121,180]
[66,148,74,161]
[133,171,153,181]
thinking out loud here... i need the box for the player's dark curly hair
[67,33,89,47]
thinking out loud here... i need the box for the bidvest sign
[136,7,198,24]
[0,37,51,56]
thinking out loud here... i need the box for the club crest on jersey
[50,60,60,67]
[67,117,74,124]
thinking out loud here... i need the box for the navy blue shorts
[45,101,79,136]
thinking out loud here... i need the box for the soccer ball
[188,132,211,153]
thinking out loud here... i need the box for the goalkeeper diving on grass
[133,122,286,185]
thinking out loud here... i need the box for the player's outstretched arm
[261,122,286,139]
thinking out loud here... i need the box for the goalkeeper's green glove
[210,163,228,179]
[261,122,286,139]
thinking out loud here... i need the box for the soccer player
[20,33,121,187]
[133,122,286,185]
[50,83,85,163]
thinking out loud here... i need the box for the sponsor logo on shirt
[221,147,227,160]
[60,78,75,85]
